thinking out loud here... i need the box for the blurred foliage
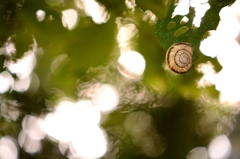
[0,0,238,159]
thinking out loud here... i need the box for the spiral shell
[165,43,193,74]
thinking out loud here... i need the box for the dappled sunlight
[200,30,240,59]
[217,6,240,39]
[216,41,240,68]
[197,61,216,87]
[0,1,239,159]
[82,0,110,24]
[187,147,208,159]
[215,68,240,104]
[75,0,110,24]
[92,84,119,113]
[77,65,160,112]
[200,31,223,58]
[0,0,239,158]
[36,10,46,22]
[172,0,189,17]
[18,115,45,154]
[224,61,240,109]
[0,136,18,159]
[43,112,70,142]
[180,16,189,24]
[190,0,209,8]
[208,135,231,159]
[117,51,146,79]
[62,9,79,31]
[192,1,210,17]
[172,0,210,27]
[0,38,41,94]
[232,0,240,17]
[192,17,201,28]
[193,3,210,27]
[5,49,36,79]
[22,115,45,140]
[18,130,42,154]
[142,10,158,25]
[43,100,101,142]
[125,0,136,10]
[70,126,107,159]
[5,38,37,79]
[116,21,138,52]
[0,38,16,56]
[0,71,14,94]
[13,76,31,92]
[220,92,240,106]
[78,83,119,113]
[42,99,108,158]
[199,5,240,105]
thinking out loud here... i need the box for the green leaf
[155,0,235,61]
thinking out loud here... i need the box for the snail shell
[165,43,193,74]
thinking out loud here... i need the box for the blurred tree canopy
[0,0,239,159]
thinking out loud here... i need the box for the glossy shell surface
[166,43,193,74]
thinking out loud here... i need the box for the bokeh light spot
[70,125,107,159]
[0,136,18,159]
[42,99,108,158]
[190,0,208,8]
[142,10,157,25]
[117,23,138,50]
[194,3,210,18]
[197,61,216,88]
[62,9,79,30]
[172,0,189,17]
[5,39,37,79]
[187,147,208,159]
[18,131,42,154]
[36,10,46,22]
[22,115,45,140]
[217,6,240,39]
[13,76,31,92]
[199,9,240,104]
[208,135,231,159]
[76,0,110,24]
[118,51,146,79]
[0,39,16,56]
[92,84,119,113]
[180,16,189,24]
[0,71,14,94]
[125,0,136,9]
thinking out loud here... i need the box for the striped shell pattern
[166,43,193,74]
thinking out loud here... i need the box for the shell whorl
[166,43,193,74]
